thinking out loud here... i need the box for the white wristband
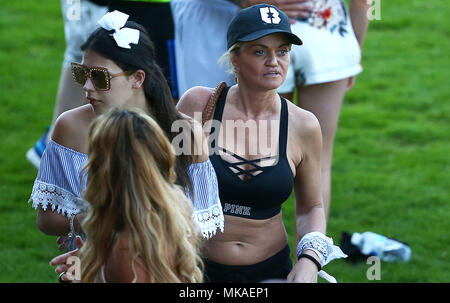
[297,232,347,267]
[296,232,348,283]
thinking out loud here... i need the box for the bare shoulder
[286,101,321,139]
[176,86,215,122]
[51,104,95,153]
[286,100,322,167]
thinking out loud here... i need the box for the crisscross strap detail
[210,85,289,180]
[217,146,278,178]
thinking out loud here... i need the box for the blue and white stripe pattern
[29,140,224,239]
[186,161,224,238]
[29,140,88,217]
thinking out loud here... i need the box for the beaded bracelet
[69,214,77,237]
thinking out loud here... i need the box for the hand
[286,257,319,283]
[246,0,314,22]
[56,235,74,251]
[276,0,314,22]
[50,236,84,282]
[346,76,355,92]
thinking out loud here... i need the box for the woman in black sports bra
[177,4,346,283]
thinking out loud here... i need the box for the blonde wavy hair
[78,107,203,283]
[219,42,243,83]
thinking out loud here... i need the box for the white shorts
[278,0,362,92]
[60,0,108,67]
[171,0,239,96]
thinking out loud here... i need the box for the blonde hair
[78,107,203,283]
[218,42,243,83]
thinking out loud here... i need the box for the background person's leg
[296,78,349,221]
[26,0,108,168]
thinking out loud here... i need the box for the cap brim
[238,29,303,46]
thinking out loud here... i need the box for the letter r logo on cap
[259,7,281,24]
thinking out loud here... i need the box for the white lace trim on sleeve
[28,180,88,217]
[192,203,224,240]
[187,160,225,239]
[297,231,347,283]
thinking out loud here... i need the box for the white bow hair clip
[98,10,140,49]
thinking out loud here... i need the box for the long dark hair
[81,21,193,193]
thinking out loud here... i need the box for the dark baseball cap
[227,4,302,49]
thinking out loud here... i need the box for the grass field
[0,0,449,283]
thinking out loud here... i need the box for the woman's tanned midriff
[201,212,288,265]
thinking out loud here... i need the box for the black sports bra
[209,86,294,220]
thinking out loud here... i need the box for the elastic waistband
[203,244,290,272]
[221,201,281,220]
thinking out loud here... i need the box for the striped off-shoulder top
[29,140,224,239]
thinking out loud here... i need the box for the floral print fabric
[298,0,349,37]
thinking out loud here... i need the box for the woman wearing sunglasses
[29,11,224,251]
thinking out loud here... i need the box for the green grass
[0,0,449,282]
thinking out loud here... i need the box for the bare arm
[349,0,371,49]
[293,112,326,240]
[36,107,91,236]
[178,114,209,163]
[176,87,214,162]
[176,86,213,123]
[37,208,85,237]
[287,111,326,282]
[37,207,71,236]
[346,0,371,90]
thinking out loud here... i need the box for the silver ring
[58,271,67,283]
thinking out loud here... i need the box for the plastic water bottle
[350,231,411,262]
